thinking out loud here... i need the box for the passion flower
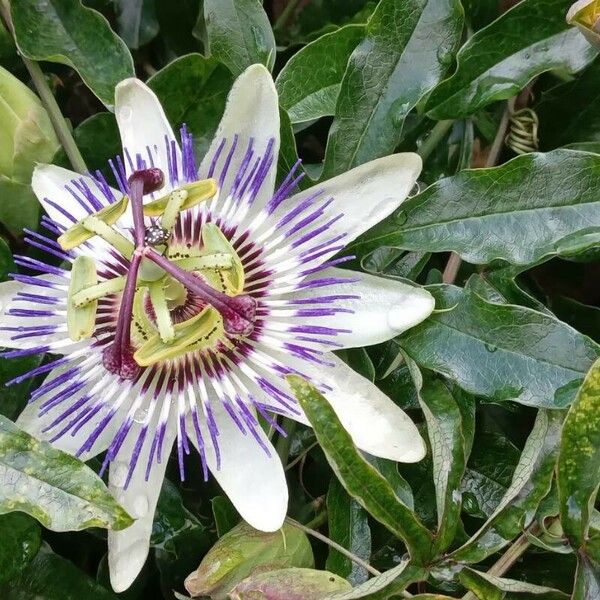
[0,65,434,591]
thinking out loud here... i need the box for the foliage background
[0,0,599,598]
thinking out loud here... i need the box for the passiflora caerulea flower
[0,65,434,591]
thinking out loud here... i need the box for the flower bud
[0,66,59,232]
[567,0,600,48]
[229,567,352,599]
[0,66,58,182]
[184,521,314,599]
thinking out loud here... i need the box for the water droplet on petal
[133,408,149,424]
[119,105,133,121]
[132,494,149,518]
[111,461,129,488]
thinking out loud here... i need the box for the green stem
[273,0,301,32]
[417,119,454,162]
[286,517,383,578]
[461,524,536,600]
[0,3,88,174]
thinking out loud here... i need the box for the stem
[286,441,318,471]
[461,525,536,600]
[0,4,87,174]
[273,0,301,32]
[441,99,515,285]
[286,517,382,578]
[417,119,454,162]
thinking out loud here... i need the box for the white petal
[0,278,71,351]
[108,416,177,593]
[114,78,181,186]
[16,359,118,460]
[280,267,434,349]
[189,406,288,532]
[283,352,426,463]
[32,164,122,231]
[199,64,279,217]
[259,154,421,274]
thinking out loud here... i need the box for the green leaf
[114,0,159,49]
[53,112,120,176]
[147,53,233,159]
[277,107,312,189]
[211,495,240,537]
[151,478,208,548]
[459,568,569,599]
[403,359,466,554]
[320,0,464,178]
[451,410,563,563]
[549,296,600,343]
[0,513,41,585]
[0,543,119,599]
[573,551,600,600]
[321,558,426,600]
[397,285,600,407]
[461,424,521,519]
[557,358,600,549]
[10,0,134,108]
[326,478,371,585]
[185,520,314,599]
[203,0,276,76]
[0,415,133,531]
[230,567,352,599]
[367,456,415,510]
[286,374,434,565]
[352,150,600,266]
[425,0,597,119]
[276,25,365,124]
[153,480,213,598]
[537,61,600,150]
[0,354,44,421]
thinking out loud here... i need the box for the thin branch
[417,119,454,162]
[461,524,537,600]
[273,0,302,32]
[286,517,382,577]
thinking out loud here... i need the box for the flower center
[61,168,257,380]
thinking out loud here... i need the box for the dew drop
[111,461,129,488]
[133,408,149,424]
[436,47,453,67]
[119,104,133,121]
[131,494,149,518]
[395,210,408,226]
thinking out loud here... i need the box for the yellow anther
[148,279,175,344]
[67,256,98,341]
[201,223,245,294]
[57,195,129,251]
[133,307,223,367]
[143,178,217,217]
